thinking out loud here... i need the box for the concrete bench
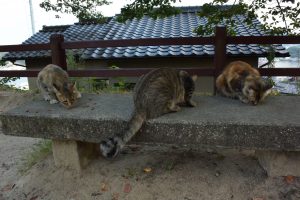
[1,94,300,176]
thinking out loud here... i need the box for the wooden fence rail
[0,26,300,80]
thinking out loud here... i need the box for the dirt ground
[1,91,300,200]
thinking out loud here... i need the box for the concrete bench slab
[1,94,300,175]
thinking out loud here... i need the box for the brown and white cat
[100,68,197,158]
[216,61,272,105]
[37,64,81,108]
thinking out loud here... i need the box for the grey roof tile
[4,6,289,60]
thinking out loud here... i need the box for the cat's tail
[100,111,146,159]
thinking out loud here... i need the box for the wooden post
[50,34,67,70]
[213,26,227,94]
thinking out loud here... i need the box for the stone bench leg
[52,139,99,171]
[255,150,300,177]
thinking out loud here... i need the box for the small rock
[284,175,295,184]
[215,171,221,177]
[252,197,264,200]
[143,167,152,173]
[0,184,15,192]
[91,192,102,196]
[100,182,109,192]
[30,196,38,200]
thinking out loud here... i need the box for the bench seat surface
[1,94,299,151]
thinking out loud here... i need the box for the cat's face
[243,76,272,105]
[54,82,81,108]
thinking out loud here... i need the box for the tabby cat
[37,64,81,108]
[216,61,272,105]
[100,68,197,158]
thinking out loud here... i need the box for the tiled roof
[4,6,289,60]
[4,23,109,60]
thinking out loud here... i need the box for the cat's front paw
[43,95,51,101]
[76,92,82,99]
[238,95,249,104]
[100,137,121,159]
[49,99,59,104]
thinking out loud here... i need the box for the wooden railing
[0,26,300,80]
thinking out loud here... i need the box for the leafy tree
[40,0,111,23]
[40,0,299,35]
[117,0,181,22]
[0,61,20,89]
[118,0,300,36]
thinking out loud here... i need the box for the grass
[162,159,177,171]
[0,84,25,92]
[19,140,52,175]
[123,167,139,179]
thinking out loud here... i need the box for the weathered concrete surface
[0,94,300,151]
[256,150,300,177]
[52,140,99,171]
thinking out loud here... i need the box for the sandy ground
[1,91,300,200]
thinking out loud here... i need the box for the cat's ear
[68,82,76,90]
[73,81,77,88]
[191,75,198,82]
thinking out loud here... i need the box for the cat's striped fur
[216,61,272,105]
[100,68,197,158]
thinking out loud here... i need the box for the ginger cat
[216,61,272,105]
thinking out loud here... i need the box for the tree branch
[275,0,289,34]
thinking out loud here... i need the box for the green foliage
[248,0,300,35]
[196,3,252,36]
[118,0,300,36]
[66,52,134,93]
[194,0,299,35]
[117,0,181,22]
[19,140,52,175]
[263,45,276,68]
[66,50,85,69]
[40,0,299,35]
[106,64,136,92]
[0,59,5,66]
[40,0,111,23]
[0,62,21,90]
[0,77,19,86]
